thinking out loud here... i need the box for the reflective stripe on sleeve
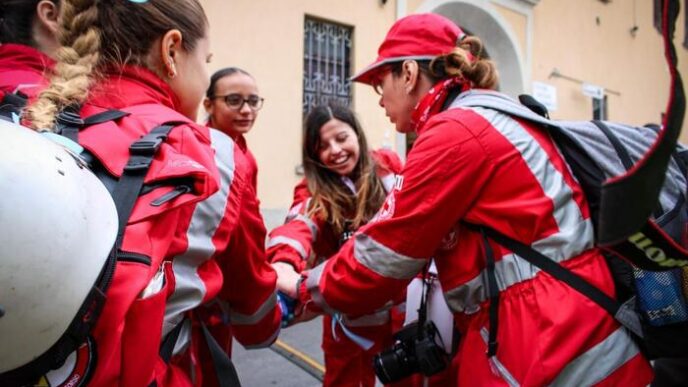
[294,213,318,242]
[353,232,427,280]
[229,292,278,325]
[266,235,308,261]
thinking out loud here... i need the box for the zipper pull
[151,185,192,206]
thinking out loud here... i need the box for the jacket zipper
[118,250,152,265]
[150,185,192,207]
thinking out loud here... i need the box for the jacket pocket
[120,263,169,386]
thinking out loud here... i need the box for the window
[303,17,353,116]
[593,95,608,120]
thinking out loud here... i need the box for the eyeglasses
[213,94,265,111]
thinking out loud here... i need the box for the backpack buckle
[55,109,84,127]
[129,135,165,156]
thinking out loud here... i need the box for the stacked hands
[272,262,318,327]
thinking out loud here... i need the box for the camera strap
[417,264,431,328]
[481,228,500,358]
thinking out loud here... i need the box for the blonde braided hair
[27,0,100,130]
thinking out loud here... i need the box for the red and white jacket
[298,93,653,386]
[39,66,280,387]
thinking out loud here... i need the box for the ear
[160,29,184,78]
[401,60,420,94]
[202,97,213,114]
[36,0,59,35]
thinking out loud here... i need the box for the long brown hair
[303,103,387,236]
[27,0,208,130]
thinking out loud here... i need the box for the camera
[373,320,449,383]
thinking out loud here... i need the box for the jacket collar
[89,65,181,111]
[0,43,55,74]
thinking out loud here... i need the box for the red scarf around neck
[409,77,469,133]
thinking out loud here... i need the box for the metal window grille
[303,17,353,116]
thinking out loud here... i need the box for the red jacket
[234,134,258,193]
[0,43,53,99]
[37,66,280,387]
[298,97,653,386]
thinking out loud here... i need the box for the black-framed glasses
[213,93,265,111]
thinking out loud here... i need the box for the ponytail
[428,36,499,90]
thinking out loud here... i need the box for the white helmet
[0,120,118,383]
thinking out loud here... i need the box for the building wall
[200,0,688,218]
[531,0,688,134]
[200,0,398,219]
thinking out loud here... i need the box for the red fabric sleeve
[299,115,493,315]
[216,174,281,347]
[267,179,323,272]
[371,148,404,175]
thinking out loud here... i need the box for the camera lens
[373,344,416,384]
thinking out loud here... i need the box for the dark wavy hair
[302,103,387,235]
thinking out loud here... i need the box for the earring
[167,59,177,79]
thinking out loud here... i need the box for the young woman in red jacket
[21,1,281,386]
[203,67,263,191]
[269,104,405,386]
[274,13,653,387]
[0,0,59,111]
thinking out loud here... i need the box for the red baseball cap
[351,13,465,85]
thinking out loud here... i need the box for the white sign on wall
[582,83,605,99]
[531,81,558,112]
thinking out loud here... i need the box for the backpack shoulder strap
[470,224,645,339]
[111,121,185,245]
[591,120,634,171]
[56,108,130,143]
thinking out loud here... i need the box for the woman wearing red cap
[274,13,653,386]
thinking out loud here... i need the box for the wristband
[295,274,306,300]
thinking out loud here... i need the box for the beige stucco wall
[201,0,398,213]
[531,0,688,136]
[200,0,688,214]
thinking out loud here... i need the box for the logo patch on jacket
[37,337,96,387]
[372,191,396,222]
